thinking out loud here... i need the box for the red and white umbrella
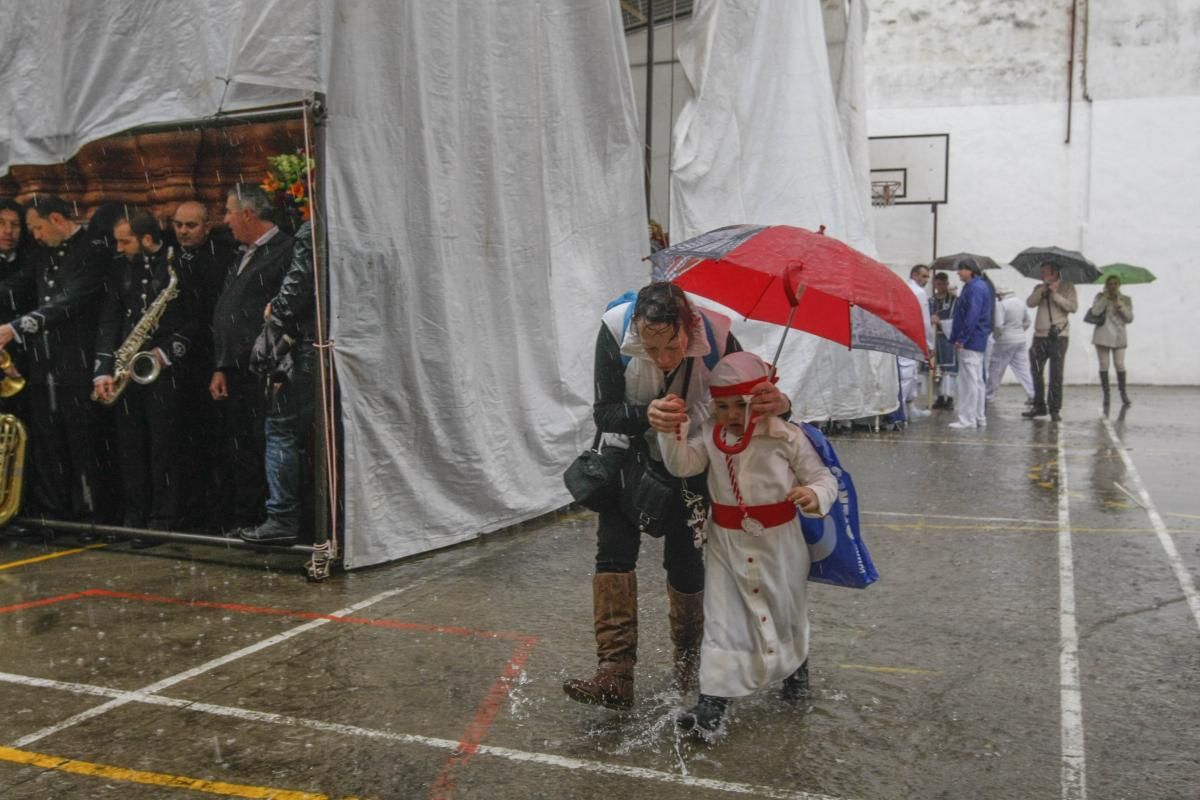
[650,224,928,364]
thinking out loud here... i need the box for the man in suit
[210,185,292,530]
[171,200,237,530]
[0,199,34,415]
[0,195,107,527]
[94,211,199,541]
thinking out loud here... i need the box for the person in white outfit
[986,278,1035,405]
[898,264,934,419]
[659,352,838,741]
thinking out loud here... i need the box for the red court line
[80,589,525,641]
[428,635,540,800]
[0,591,88,615]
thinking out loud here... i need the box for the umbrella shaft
[768,304,799,380]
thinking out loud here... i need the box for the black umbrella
[1010,246,1101,284]
[930,252,1001,273]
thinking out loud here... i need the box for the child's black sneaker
[781,660,810,706]
[676,694,730,741]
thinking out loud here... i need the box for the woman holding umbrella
[1089,275,1134,411]
[562,282,791,711]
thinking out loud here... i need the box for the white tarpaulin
[323,3,645,567]
[669,0,897,421]
[0,0,323,172]
[0,1,646,569]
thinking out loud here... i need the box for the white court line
[1102,418,1200,632]
[1056,427,1087,800]
[8,559,466,749]
[0,671,849,800]
[862,510,1058,526]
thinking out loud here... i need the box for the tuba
[0,350,25,398]
[0,414,26,527]
[93,248,180,406]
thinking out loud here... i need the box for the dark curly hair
[632,281,695,338]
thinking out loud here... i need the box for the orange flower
[299,203,312,221]
[289,181,305,200]
[261,172,282,193]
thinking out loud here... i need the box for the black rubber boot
[781,660,810,706]
[677,694,730,741]
[1117,371,1131,407]
[1099,371,1111,414]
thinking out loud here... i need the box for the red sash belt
[711,501,796,531]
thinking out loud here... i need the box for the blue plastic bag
[796,423,878,589]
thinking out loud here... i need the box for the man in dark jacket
[0,199,34,418]
[240,220,316,545]
[171,200,237,531]
[0,195,106,523]
[93,211,200,539]
[209,185,292,530]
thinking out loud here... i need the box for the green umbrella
[1096,263,1157,285]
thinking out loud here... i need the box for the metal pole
[931,203,939,260]
[305,95,338,582]
[15,517,316,554]
[643,12,655,214]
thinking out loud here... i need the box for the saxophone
[93,248,180,406]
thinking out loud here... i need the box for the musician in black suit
[93,211,200,540]
[0,195,107,524]
[0,199,34,418]
[171,200,238,530]
[210,184,292,530]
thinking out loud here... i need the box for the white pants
[898,357,920,403]
[987,339,1034,401]
[956,349,986,426]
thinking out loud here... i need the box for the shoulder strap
[699,313,720,371]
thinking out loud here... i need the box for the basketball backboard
[868,133,949,206]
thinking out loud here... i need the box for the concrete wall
[625,0,1198,385]
[867,0,1200,385]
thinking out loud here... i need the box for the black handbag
[617,358,698,536]
[1083,307,1106,326]
[563,430,626,512]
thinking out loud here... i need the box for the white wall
[867,0,1200,385]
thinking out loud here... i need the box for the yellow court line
[873,522,1200,535]
[0,745,359,800]
[1165,511,1200,521]
[838,663,941,676]
[0,543,107,571]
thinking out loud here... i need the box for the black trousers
[595,470,706,595]
[26,381,102,520]
[1030,335,1070,413]
[213,368,268,529]
[115,375,184,529]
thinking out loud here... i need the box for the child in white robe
[659,351,838,740]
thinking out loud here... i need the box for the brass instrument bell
[0,350,25,398]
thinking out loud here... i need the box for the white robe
[660,417,838,698]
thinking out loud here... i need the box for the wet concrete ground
[1,386,1197,799]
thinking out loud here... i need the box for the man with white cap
[659,351,838,740]
[986,276,1035,406]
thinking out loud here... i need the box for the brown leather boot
[563,572,637,710]
[668,584,704,694]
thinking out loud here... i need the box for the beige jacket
[1089,292,1134,349]
[1026,281,1078,338]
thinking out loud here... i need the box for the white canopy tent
[669,0,897,421]
[1,0,645,569]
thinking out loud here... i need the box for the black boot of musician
[782,660,811,706]
[677,694,730,741]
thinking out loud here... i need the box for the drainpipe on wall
[1065,0,1078,144]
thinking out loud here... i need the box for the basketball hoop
[871,180,901,208]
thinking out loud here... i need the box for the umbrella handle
[712,421,756,455]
